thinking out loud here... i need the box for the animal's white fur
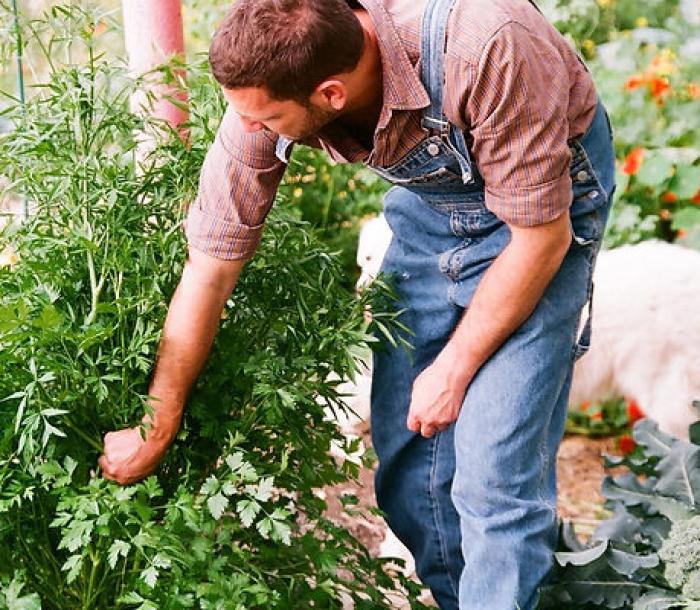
[569,241,700,439]
[356,213,392,293]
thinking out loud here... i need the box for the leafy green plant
[0,7,423,609]
[567,398,634,437]
[539,0,682,52]
[278,150,387,289]
[576,17,700,250]
[539,413,700,609]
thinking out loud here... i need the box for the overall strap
[420,0,478,183]
[275,135,294,163]
[420,0,458,133]
[421,0,543,133]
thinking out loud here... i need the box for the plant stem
[83,549,100,610]
[64,417,103,452]
[83,211,105,327]
[11,0,25,105]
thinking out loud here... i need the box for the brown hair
[209,0,365,103]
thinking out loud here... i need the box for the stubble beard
[291,105,340,141]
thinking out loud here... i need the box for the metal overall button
[427,143,441,156]
[576,170,589,182]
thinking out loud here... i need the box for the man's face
[223,86,338,141]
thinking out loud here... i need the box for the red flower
[619,434,637,455]
[622,148,645,175]
[625,74,646,91]
[627,399,644,424]
[692,189,700,205]
[649,76,671,103]
[661,191,678,204]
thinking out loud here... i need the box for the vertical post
[10,0,29,221]
[122,0,189,143]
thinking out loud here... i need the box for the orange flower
[625,74,646,91]
[622,148,644,175]
[661,191,678,204]
[688,83,700,99]
[627,399,644,424]
[649,76,671,103]
[649,50,677,77]
[618,434,637,455]
[579,401,592,411]
[677,229,688,239]
[591,411,603,421]
[692,189,700,205]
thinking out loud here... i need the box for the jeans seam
[429,433,460,598]
[537,431,556,515]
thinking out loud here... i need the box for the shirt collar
[355,0,430,128]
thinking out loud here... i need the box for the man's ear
[312,79,348,111]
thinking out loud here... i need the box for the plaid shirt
[186,0,598,260]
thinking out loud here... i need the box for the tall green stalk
[10,0,24,105]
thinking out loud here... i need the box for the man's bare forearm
[438,212,573,383]
[144,247,245,440]
[99,248,245,484]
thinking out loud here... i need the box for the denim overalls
[364,1,616,609]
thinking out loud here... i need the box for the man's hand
[407,344,475,438]
[98,426,173,485]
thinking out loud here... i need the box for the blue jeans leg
[451,235,596,610]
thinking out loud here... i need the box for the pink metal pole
[122,0,189,140]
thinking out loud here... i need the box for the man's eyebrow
[239,112,281,122]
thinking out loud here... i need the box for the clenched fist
[98,426,172,485]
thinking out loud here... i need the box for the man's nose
[240,117,264,133]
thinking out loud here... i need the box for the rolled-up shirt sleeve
[185,106,287,260]
[466,21,574,226]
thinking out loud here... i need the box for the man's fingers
[406,410,420,433]
[408,411,447,438]
[98,455,130,485]
[420,423,436,438]
[98,454,115,479]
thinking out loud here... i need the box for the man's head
[210,0,366,138]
